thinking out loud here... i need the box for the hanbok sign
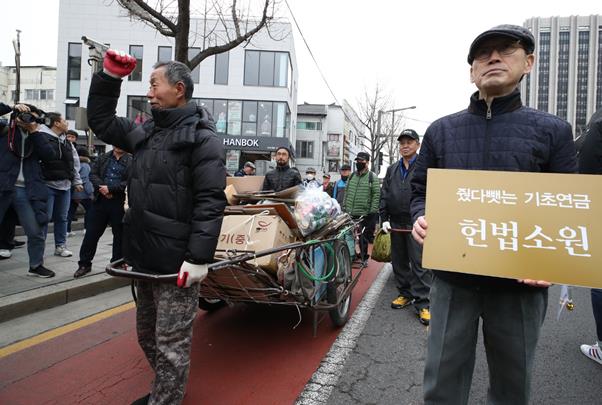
[422,169,601,288]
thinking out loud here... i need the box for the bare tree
[115,0,281,69]
[356,83,394,174]
[381,113,405,166]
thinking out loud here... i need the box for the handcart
[106,212,365,336]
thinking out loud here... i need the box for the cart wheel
[327,241,352,326]
[198,297,226,311]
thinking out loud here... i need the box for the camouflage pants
[136,280,200,405]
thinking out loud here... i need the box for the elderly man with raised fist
[87,49,227,405]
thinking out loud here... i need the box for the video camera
[15,111,47,125]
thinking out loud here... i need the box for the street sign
[422,169,602,288]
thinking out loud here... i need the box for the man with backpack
[343,152,380,267]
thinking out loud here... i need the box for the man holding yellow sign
[410,25,577,405]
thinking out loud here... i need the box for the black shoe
[12,240,25,248]
[74,265,92,278]
[131,393,150,405]
[28,265,56,278]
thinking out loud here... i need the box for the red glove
[103,49,137,78]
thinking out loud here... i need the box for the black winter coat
[0,103,57,225]
[89,151,132,201]
[262,164,301,192]
[578,108,602,174]
[87,73,227,274]
[380,159,416,227]
[411,89,577,290]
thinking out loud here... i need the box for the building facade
[56,0,298,173]
[0,65,56,112]
[523,15,602,136]
[295,101,365,178]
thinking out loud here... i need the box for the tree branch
[118,0,177,35]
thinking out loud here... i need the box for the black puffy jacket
[87,73,227,274]
[578,108,602,174]
[262,164,301,192]
[380,159,416,226]
[411,89,577,290]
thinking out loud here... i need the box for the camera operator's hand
[98,185,110,196]
[13,104,30,113]
[73,185,84,193]
[103,49,137,79]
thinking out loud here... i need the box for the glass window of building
[157,46,172,63]
[297,121,322,130]
[194,99,213,116]
[556,31,570,119]
[296,141,314,158]
[214,51,229,85]
[575,30,590,131]
[127,96,152,123]
[65,102,79,121]
[259,51,275,86]
[188,48,201,83]
[242,101,258,135]
[597,29,602,110]
[258,101,272,136]
[40,89,54,100]
[129,45,143,82]
[537,32,550,112]
[274,52,289,87]
[67,43,82,98]
[273,102,286,137]
[227,101,242,136]
[214,100,228,134]
[244,51,260,86]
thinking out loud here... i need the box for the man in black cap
[380,129,431,325]
[411,25,576,404]
[262,146,302,192]
[234,161,256,177]
[343,151,380,267]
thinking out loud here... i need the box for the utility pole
[377,105,416,166]
[13,30,21,103]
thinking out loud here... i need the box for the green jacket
[343,170,380,216]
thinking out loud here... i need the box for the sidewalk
[0,225,128,322]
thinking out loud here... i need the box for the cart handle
[105,237,340,282]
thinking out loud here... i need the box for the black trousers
[78,197,124,267]
[390,223,432,310]
[0,207,18,250]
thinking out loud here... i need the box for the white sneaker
[54,245,73,257]
[580,342,602,365]
[67,231,77,237]
[0,249,11,259]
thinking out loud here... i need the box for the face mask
[306,174,315,180]
[341,175,349,181]
[356,162,366,171]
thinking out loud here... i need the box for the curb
[0,273,130,323]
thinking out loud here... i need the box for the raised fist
[103,49,137,78]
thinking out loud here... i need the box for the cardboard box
[224,184,239,206]
[215,214,295,272]
[226,176,265,193]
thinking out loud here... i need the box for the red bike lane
[0,261,382,405]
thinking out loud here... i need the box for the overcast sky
[1,0,600,133]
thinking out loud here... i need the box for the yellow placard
[423,169,602,288]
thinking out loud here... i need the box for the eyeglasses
[473,41,523,61]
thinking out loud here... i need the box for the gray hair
[153,60,194,101]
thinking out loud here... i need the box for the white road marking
[295,263,392,404]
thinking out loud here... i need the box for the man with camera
[87,50,226,405]
[0,103,58,277]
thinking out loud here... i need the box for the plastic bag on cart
[294,185,341,236]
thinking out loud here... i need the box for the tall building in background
[56,0,297,173]
[0,66,56,112]
[523,15,602,137]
